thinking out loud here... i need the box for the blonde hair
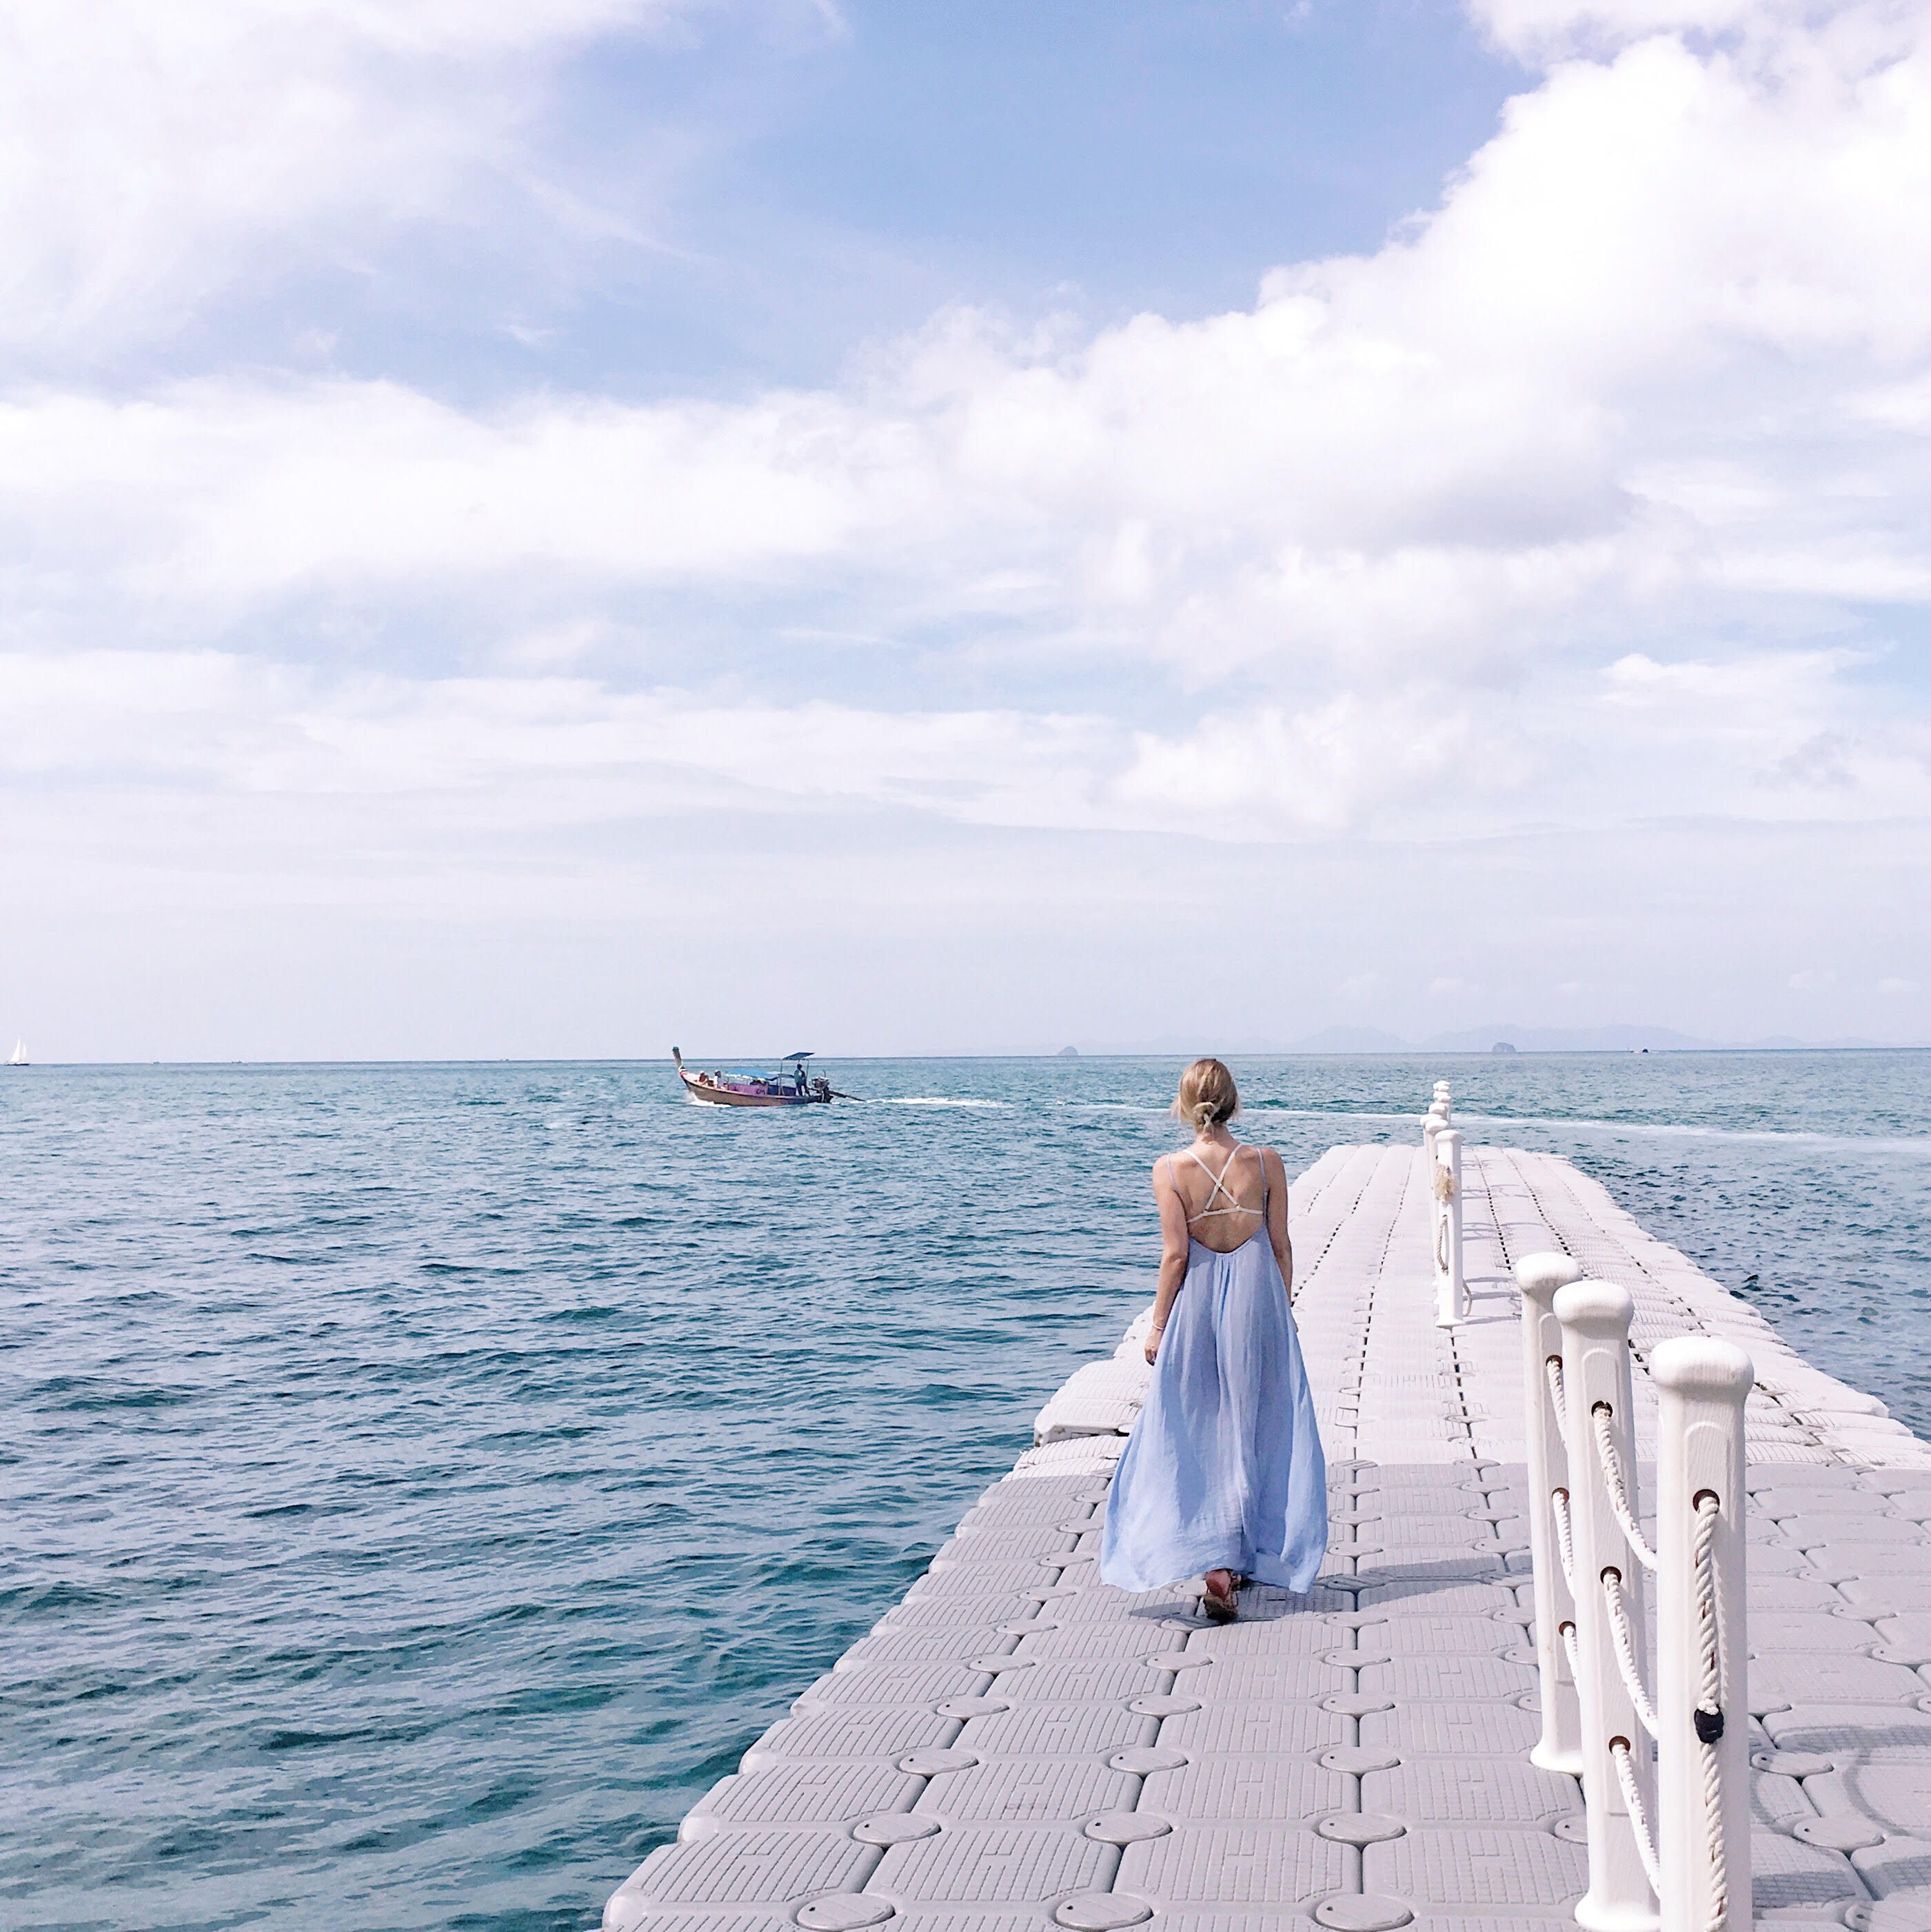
[1171,1057,1240,1137]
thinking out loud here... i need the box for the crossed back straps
[1170,1143,1267,1229]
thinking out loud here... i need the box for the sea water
[3,1052,1927,1931]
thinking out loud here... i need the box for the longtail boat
[671,1047,850,1107]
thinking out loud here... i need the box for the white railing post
[1555,1279,1659,1932]
[1433,1126,1467,1326]
[1517,1251,1585,1776]
[1651,1340,1753,1932]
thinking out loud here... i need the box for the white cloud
[0,0,707,351]
[1,3,1926,725]
[1466,0,1910,61]
[6,0,1931,1047]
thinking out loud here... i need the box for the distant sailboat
[7,1039,26,1066]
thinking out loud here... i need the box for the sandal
[1202,1571,1239,1623]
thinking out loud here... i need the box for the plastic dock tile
[1366,1828,1586,1908]
[934,1529,1082,1565]
[872,1823,1116,1902]
[798,1665,991,1709]
[953,1702,1155,1756]
[1750,1830,1863,1913]
[1748,1611,1890,1654]
[918,1757,1140,1823]
[601,1141,1931,1932]
[1051,1587,1202,1624]
[607,1906,793,1932]
[1000,1659,1170,1702]
[1751,1656,1931,1705]
[891,1915,1071,1932]
[1357,1584,1517,1617]
[889,1596,1058,1630]
[1193,1614,1348,1656]
[1013,1624,1192,1660]
[1159,1700,1351,1756]
[1357,1657,1535,1700]
[1118,1825,1346,1906]
[964,1486,1104,1527]
[1752,1576,1859,1611]
[1129,1915,1323,1932]
[1854,1836,1931,1900]
[743,1710,959,1769]
[1863,1900,1931,1932]
[1809,1765,1931,1833]
[1140,1756,1350,1824]
[1402,1919,1576,1932]
[683,1764,924,1833]
[841,1627,1020,1667]
[1352,1617,1516,1660]
[1361,1703,1542,1757]
[619,1829,878,1906]
[1764,1707,1931,1758]
[1186,1656,1353,1700]
[909,1563,1062,1600]
[1362,1760,1579,1828]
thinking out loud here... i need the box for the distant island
[1051,1024,1914,1055]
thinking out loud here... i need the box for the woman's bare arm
[1145,1158,1191,1363]
[1264,1146,1294,1301]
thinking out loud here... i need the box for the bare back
[1164,1143,1268,1254]
[1144,1135,1297,1361]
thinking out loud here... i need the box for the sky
[3,0,1930,1060]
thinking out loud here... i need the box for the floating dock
[602,1144,1931,1932]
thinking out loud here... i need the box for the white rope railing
[1690,1494,1730,1932]
[1515,1257,1754,1932]
[1550,1485,1576,1590]
[1592,1401,1659,1572]
[1430,1121,1466,1327]
[1612,1738,1664,1893]
[1601,1567,1659,1738]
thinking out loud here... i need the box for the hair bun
[1173,1058,1240,1135]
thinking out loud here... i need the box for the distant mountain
[1286,1026,1415,1053]
[1053,1028,1920,1056]
[1422,1023,1718,1053]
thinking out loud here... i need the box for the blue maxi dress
[1101,1146,1328,1594]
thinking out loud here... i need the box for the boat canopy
[783,1050,813,1061]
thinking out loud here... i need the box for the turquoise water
[3,1052,1927,1930]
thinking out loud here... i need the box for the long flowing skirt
[1100,1234,1328,1593]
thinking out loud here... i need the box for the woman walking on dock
[1100,1058,1327,1621]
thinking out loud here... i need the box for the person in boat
[1100,1057,1327,1622]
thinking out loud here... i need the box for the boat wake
[1253,1101,1931,1157]
[873,1096,1010,1109]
